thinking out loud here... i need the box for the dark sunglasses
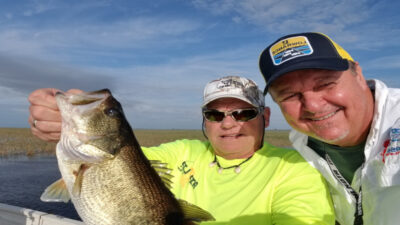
[202,107,262,122]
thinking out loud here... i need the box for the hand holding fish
[28,88,83,142]
[40,89,214,225]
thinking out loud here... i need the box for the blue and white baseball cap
[259,32,354,95]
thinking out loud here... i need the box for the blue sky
[1,0,399,130]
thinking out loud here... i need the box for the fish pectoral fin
[150,160,174,189]
[40,178,70,203]
[178,199,215,222]
[72,164,90,197]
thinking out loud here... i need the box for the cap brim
[263,58,349,95]
[202,94,258,108]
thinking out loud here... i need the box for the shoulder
[260,142,306,163]
[259,142,321,176]
[142,139,210,158]
[374,79,400,102]
[151,139,209,150]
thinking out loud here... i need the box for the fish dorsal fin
[149,160,174,189]
[179,199,215,222]
[40,178,71,203]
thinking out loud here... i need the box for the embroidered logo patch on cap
[202,76,264,107]
[269,36,313,65]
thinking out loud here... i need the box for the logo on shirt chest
[177,161,198,189]
[381,128,400,163]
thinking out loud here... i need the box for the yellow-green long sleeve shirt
[142,139,334,225]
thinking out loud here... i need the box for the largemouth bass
[40,89,214,225]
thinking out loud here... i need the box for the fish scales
[41,89,214,225]
[60,92,176,224]
[57,137,182,224]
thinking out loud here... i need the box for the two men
[30,30,398,225]
[28,76,334,224]
[260,32,400,225]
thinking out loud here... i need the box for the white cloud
[5,13,13,19]
[0,17,200,56]
[192,0,373,38]
[22,0,111,17]
[0,30,44,56]
[100,44,279,129]
[1,0,398,129]
[191,0,237,15]
[364,55,400,70]
[0,53,114,94]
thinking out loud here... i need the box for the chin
[221,145,241,152]
[315,130,350,145]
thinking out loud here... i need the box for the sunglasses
[202,107,262,122]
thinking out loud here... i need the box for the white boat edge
[0,203,84,225]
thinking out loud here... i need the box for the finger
[31,119,62,133]
[30,105,62,123]
[28,88,61,110]
[29,113,62,141]
[29,108,61,141]
[31,127,60,142]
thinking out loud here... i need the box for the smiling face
[269,63,374,146]
[204,98,270,159]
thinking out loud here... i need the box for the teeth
[311,111,337,121]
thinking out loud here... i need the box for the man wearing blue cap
[259,32,400,225]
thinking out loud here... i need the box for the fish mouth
[56,89,111,105]
[56,89,112,128]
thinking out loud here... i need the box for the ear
[201,118,208,140]
[263,107,271,128]
[353,62,368,89]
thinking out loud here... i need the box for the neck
[215,150,255,160]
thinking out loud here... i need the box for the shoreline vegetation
[0,128,291,157]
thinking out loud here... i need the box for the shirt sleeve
[141,139,207,173]
[141,139,186,170]
[271,151,335,225]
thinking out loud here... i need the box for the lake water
[0,155,81,221]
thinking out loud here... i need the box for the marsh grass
[0,128,56,157]
[0,128,291,157]
[264,129,292,148]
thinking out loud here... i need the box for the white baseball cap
[202,76,265,108]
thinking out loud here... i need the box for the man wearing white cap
[28,76,335,224]
[260,32,400,225]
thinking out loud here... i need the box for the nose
[301,91,325,113]
[220,114,237,129]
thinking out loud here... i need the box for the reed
[0,128,56,157]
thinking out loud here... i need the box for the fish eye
[105,108,120,117]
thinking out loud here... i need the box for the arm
[142,139,192,169]
[28,88,83,142]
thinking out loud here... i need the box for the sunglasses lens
[203,110,225,122]
[203,108,260,122]
[232,109,259,121]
